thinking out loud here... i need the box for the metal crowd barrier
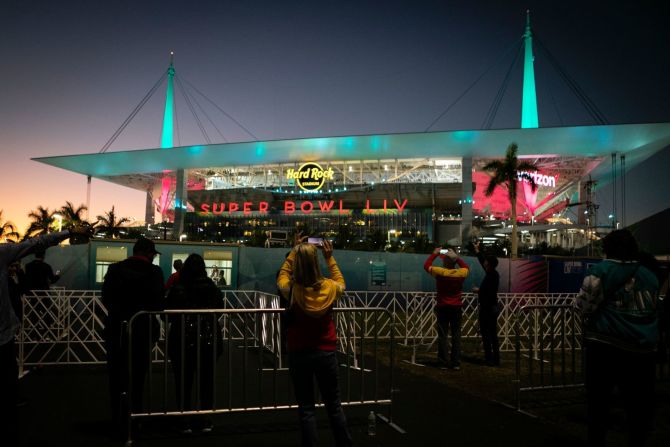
[123,307,397,445]
[342,291,580,365]
[513,304,584,411]
[19,290,106,374]
[18,290,585,373]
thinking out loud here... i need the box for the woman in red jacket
[277,235,352,447]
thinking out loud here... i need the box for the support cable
[99,72,167,153]
[534,33,608,125]
[425,37,524,132]
[547,85,564,126]
[179,76,259,141]
[175,76,211,144]
[482,43,523,129]
[177,76,229,143]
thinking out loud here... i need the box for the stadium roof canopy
[34,122,670,191]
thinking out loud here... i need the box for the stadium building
[34,16,670,252]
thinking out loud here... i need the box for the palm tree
[59,201,88,227]
[96,206,130,239]
[25,206,54,238]
[482,143,538,259]
[0,210,20,242]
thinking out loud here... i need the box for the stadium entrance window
[95,246,127,283]
[204,250,233,287]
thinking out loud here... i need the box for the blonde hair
[293,243,323,287]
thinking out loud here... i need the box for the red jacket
[424,254,469,307]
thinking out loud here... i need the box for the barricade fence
[514,304,584,411]
[18,290,584,370]
[123,307,396,444]
[19,290,107,373]
[17,289,669,417]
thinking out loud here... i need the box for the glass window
[203,250,233,287]
[95,246,128,283]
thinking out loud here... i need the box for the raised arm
[277,251,296,299]
[424,248,441,273]
[429,256,469,278]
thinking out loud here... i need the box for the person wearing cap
[102,236,165,436]
[424,246,470,370]
[0,226,92,446]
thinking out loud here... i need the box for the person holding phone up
[277,233,352,446]
[424,246,470,370]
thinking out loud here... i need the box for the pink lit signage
[199,199,408,216]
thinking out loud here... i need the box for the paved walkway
[18,363,590,447]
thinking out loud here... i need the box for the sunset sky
[2,0,669,234]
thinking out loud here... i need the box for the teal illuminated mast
[159,53,176,222]
[161,53,175,148]
[521,11,539,128]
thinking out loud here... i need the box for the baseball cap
[133,236,161,255]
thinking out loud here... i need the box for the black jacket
[25,259,59,290]
[102,256,165,341]
[476,252,500,311]
[166,276,224,355]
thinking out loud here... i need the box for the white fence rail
[18,289,580,371]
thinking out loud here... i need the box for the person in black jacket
[24,248,60,291]
[166,253,223,433]
[25,248,61,337]
[472,241,500,366]
[102,236,165,434]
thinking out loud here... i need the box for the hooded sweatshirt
[277,251,345,352]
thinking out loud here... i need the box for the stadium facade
[34,17,670,251]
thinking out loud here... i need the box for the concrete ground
[17,349,670,447]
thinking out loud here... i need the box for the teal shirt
[578,259,659,352]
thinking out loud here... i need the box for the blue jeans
[289,350,353,446]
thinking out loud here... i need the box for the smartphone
[439,249,449,255]
[308,237,324,246]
